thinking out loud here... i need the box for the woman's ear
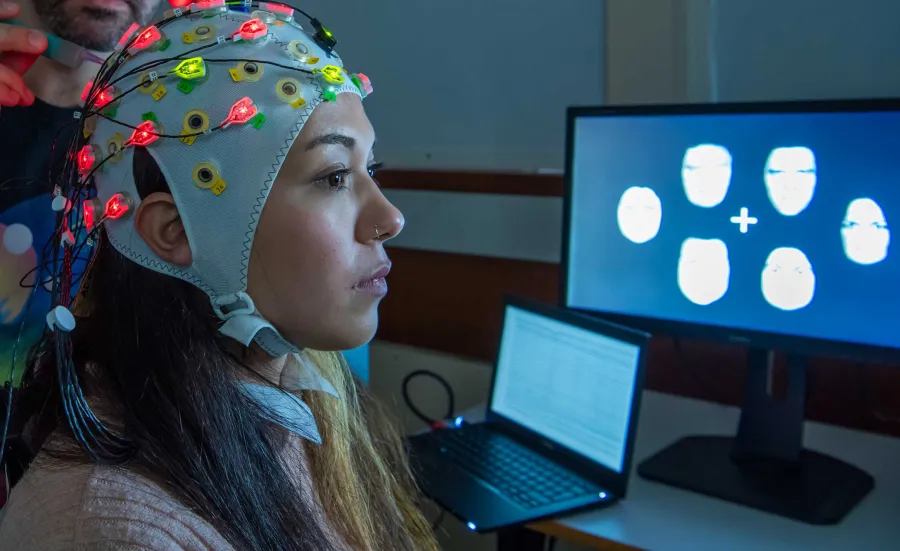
[133,192,193,267]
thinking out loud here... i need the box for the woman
[0,4,437,550]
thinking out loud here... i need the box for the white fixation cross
[46,305,76,332]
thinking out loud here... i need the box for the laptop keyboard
[431,424,600,509]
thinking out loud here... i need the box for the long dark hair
[13,147,437,551]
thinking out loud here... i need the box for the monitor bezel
[561,98,900,364]
[486,295,651,498]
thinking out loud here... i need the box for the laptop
[408,297,650,532]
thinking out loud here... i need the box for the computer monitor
[561,99,900,525]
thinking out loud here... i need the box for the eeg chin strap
[216,291,300,356]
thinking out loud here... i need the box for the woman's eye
[328,171,346,188]
[367,162,384,183]
[319,170,350,191]
[318,164,382,191]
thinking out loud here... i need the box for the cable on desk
[404,370,456,532]
[401,369,456,429]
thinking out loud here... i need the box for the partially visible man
[1,0,160,206]
[0,0,161,412]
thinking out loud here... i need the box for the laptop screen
[490,304,642,474]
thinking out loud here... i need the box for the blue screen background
[567,110,900,350]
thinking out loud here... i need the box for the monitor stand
[637,347,874,525]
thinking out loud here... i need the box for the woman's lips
[353,263,391,296]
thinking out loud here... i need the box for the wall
[608,0,900,105]
[304,0,605,172]
[604,0,688,105]
[693,0,900,102]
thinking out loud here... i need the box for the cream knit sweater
[0,460,236,550]
[0,357,349,549]
[0,433,349,550]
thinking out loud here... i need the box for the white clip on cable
[51,195,71,213]
[61,229,76,247]
[46,305,76,332]
[43,276,59,292]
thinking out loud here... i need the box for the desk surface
[466,391,900,551]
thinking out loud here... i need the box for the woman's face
[247,93,403,351]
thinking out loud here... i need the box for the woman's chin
[337,319,378,352]
[283,316,378,352]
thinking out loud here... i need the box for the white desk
[464,391,900,550]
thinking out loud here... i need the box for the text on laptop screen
[490,305,641,473]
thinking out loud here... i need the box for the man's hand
[0,1,47,111]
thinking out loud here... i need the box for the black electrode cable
[402,369,457,533]
[401,370,455,429]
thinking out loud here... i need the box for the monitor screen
[490,305,642,474]
[565,106,900,351]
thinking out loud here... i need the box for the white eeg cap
[84,5,373,355]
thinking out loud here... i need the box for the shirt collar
[240,353,340,443]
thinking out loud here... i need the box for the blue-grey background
[343,345,369,384]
